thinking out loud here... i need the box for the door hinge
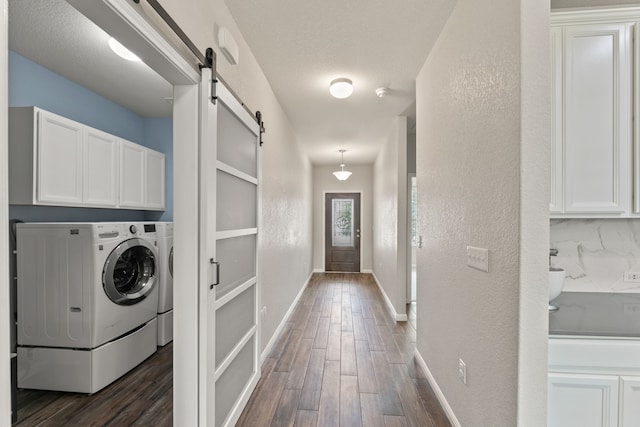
[209,258,220,289]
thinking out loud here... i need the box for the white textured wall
[312,164,373,272]
[372,116,407,317]
[154,0,314,355]
[415,0,549,425]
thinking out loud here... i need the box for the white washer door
[102,238,157,305]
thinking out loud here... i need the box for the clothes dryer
[154,222,173,346]
[16,222,160,393]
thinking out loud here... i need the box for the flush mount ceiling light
[333,149,352,181]
[108,37,141,62]
[329,78,353,99]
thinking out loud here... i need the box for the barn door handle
[209,259,220,289]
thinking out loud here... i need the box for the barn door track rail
[132,0,217,104]
[131,0,267,135]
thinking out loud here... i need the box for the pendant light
[333,149,352,181]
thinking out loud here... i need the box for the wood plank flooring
[14,273,449,427]
[237,273,450,427]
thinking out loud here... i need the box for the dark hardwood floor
[15,342,173,426]
[14,273,449,427]
[237,273,450,427]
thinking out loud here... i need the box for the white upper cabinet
[84,128,118,207]
[145,149,165,210]
[119,139,146,209]
[564,23,631,214]
[37,110,84,205]
[119,140,165,210]
[551,13,633,217]
[8,106,165,210]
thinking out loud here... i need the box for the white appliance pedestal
[17,318,157,394]
[157,309,173,346]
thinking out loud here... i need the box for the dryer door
[103,238,157,305]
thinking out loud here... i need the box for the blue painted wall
[8,50,173,222]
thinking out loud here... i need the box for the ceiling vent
[218,27,239,65]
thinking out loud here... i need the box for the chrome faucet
[550,248,558,265]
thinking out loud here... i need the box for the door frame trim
[322,190,363,272]
[0,0,11,421]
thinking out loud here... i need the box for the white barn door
[199,68,261,427]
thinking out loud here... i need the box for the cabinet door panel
[548,373,619,427]
[119,139,145,208]
[145,149,165,210]
[37,111,83,204]
[620,376,640,427]
[84,128,118,207]
[564,24,631,213]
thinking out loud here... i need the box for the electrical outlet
[466,246,489,272]
[624,272,640,283]
[458,359,467,385]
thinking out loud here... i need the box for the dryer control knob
[129,225,137,234]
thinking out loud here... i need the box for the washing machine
[154,222,173,346]
[16,222,160,393]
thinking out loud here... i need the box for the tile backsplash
[551,219,640,293]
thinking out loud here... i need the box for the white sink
[549,267,565,302]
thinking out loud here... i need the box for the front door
[325,193,361,272]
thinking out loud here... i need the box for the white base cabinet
[549,337,640,427]
[9,106,165,211]
[548,373,619,427]
[620,377,640,427]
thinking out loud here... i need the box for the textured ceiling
[225,0,456,164]
[8,0,455,162]
[9,0,173,118]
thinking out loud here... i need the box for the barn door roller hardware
[255,111,265,147]
[132,0,217,104]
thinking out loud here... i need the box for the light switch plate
[466,246,489,272]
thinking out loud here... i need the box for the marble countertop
[549,292,640,337]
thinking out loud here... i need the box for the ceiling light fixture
[108,37,141,62]
[333,149,352,181]
[329,78,353,99]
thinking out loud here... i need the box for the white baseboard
[414,349,461,427]
[362,268,373,273]
[260,272,312,364]
[370,272,408,322]
[313,268,324,273]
